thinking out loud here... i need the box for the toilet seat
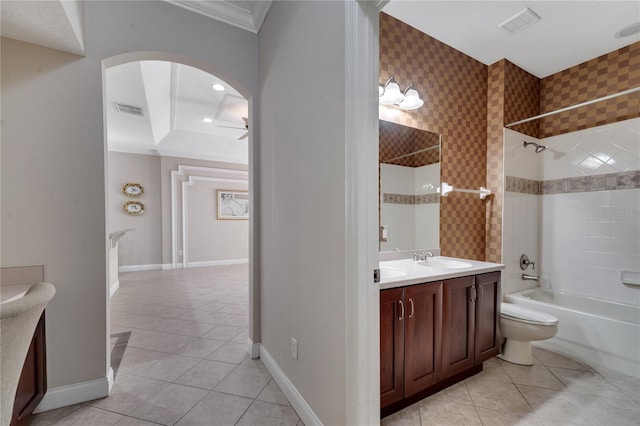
[500,303,558,326]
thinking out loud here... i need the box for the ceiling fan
[218,117,249,140]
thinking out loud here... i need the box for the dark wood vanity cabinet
[381,271,500,415]
[442,272,501,379]
[11,313,47,426]
[380,282,443,407]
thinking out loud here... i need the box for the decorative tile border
[383,193,440,205]
[506,170,640,195]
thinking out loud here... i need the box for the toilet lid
[500,303,558,325]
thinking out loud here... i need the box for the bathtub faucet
[522,274,539,281]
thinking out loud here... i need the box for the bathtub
[505,288,640,379]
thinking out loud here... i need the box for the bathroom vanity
[379,257,503,417]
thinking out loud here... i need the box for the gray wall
[259,2,348,424]
[108,152,162,267]
[1,0,257,392]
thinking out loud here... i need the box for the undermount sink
[380,266,408,279]
[418,259,473,269]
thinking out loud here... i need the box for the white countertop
[1,283,33,304]
[379,256,504,290]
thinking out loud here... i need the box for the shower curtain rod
[505,86,640,128]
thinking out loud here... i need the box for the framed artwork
[122,183,144,197]
[217,190,249,220]
[123,201,144,216]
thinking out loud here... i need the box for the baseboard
[162,264,174,270]
[34,373,111,413]
[186,259,249,268]
[247,338,260,359]
[109,281,119,298]
[259,345,322,426]
[118,264,163,273]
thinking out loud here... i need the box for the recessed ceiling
[106,61,249,164]
[383,1,640,78]
[165,0,272,33]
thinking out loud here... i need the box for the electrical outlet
[291,337,298,360]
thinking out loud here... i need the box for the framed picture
[122,183,144,197]
[123,201,144,216]
[217,190,249,220]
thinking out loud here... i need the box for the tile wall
[503,118,640,305]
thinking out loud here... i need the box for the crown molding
[166,0,272,33]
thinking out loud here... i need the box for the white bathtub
[505,288,640,379]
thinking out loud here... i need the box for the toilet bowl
[498,302,558,365]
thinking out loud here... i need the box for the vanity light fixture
[379,76,424,110]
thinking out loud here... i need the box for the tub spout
[522,274,539,281]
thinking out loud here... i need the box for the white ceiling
[383,1,640,78]
[1,0,85,55]
[106,61,249,164]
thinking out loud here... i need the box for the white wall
[502,129,542,297]
[1,0,258,403]
[259,2,348,424]
[108,152,162,267]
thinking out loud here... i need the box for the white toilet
[498,303,559,365]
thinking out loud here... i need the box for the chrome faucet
[413,251,434,261]
[522,273,539,281]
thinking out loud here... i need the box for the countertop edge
[379,264,504,290]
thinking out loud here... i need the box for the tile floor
[31,265,303,426]
[30,265,640,425]
[382,348,640,426]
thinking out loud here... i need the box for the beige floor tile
[230,328,249,343]
[475,407,544,426]
[207,341,249,364]
[151,318,216,337]
[116,347,170,375]
[236,400,299,426]
[214,365,272,398]
[468,357,511,383]
[88,373,169,414]
[114,416,161,426]
[517,384,597,425]
[425,381,472,405]
[420,402,481,426]
[137,354,201,382]
[466,379,532,414]
[175,390,253,426]
[202,324,247,341]
[257,379,291,406]
[50,406,124,425]
[174,338,226,359]
[128,383,208,426]
[30,405,84,426]
[222,314,249,327]
[217,304,248,315]
[381,404,420,426]
[548,367,633,400]
[501,362,565,390]
[532,347,592,371]
[174,359,236,389]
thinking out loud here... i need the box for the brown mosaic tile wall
[486,60,541,263]
[379,120,440,167]
[380,13,487,260]
[540,41,640,138]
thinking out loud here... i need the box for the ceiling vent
[498,7,542,35]
[113,102,144,117]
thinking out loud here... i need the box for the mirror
[379,120,441,252]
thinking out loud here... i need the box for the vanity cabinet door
[475,272,501,363]
[442,276,476,379]
[404,282,442,397]
[380,288,405,408]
